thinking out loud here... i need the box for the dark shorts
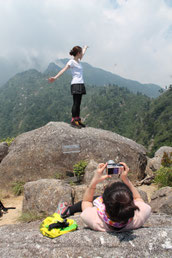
[71,84,86,95]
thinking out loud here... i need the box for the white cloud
[0,0,172,86]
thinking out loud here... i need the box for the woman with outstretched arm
[48,45,88,128]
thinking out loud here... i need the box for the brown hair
[103,182,140,223]
[69,46,82,56]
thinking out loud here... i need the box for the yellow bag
[40,213,78,238]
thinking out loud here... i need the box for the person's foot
[78,119,86,127]
[55,202,71,218]
[71,120,82,129]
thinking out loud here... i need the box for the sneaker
[78,119,86,128]
[71,120,82,129]
[55,202,71,218]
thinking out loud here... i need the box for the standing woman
[48,45,88,128]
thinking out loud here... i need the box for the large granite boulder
[0,214,171,258]
[146,146,172,175]
[22,179,72,215]
[150,187,172,215]
[0,122,147,190]
[0,142,8,162]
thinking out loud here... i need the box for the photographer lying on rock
[57,162,151,232]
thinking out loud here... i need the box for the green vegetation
[0,69,72,138]
[54,172,65,180]
[69,181,75,186]
[82,84,151,141]
[0,66,171,155]
[135,88,172,155]
[154,152,172,188]
[19,211,46,223]
[73,160,88,182]
[12,181,25,196]
[154,167,172,188]
[0,137,15,146]
[161,152,172,167]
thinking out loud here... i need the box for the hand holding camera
[119,162,129,179]
[91,161,129,187]
[91,163,110,186]
[106,160,129,178]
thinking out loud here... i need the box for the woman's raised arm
[80,45,89,60]
[120,162,144,202]
[82,163,110,211]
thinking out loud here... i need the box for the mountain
[0,57,45,87]
[81,85,151,140]
[0,57,161,98]
[0,57,21,87]
[82,85,172,155]
[135,87,172,155]
[0,65,171,155]
[0,69,72,137]
[0,68,149,139]
[54,58,162,98]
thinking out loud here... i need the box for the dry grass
[19,211,47,223]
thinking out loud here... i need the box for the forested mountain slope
[47,59,162,98]
[0,68,171,155]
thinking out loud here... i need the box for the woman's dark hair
[103,182,140,223]
[69,46,82,56]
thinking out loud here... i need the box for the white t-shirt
[67,59,84,84]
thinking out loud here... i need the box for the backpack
[40,213,78,238]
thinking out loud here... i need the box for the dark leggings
[69,196,99,215]
[72,94,82,118]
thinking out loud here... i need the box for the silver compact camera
[107,160,123,175]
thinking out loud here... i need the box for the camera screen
[108,168,119,175]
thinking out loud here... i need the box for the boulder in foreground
[22,179,72,215]
[150,186,172,215]
[0,214,171,258]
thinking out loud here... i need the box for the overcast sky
[0,0,172,87]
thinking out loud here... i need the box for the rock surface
[0,142,8,162]
[83,159,98,184]
[0,214,172,258]
[150,186,172,215]
[146,146,172,175]
[0,122,147,190]
[138,189,149,203]
[72,183,105,203]
[22,179,72,215]
[155,146,172,158]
